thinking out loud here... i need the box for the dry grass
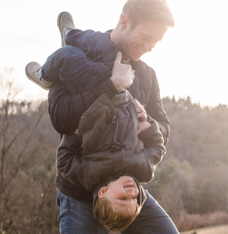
[180,224,228,234]
[175,211,228,231]
[110,225,228,234]
[108,212,228,234]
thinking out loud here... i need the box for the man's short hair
[121,0,175,28]
[93,197,140,231]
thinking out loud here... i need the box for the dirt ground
[109,225,228,234]
[180,224,228,234]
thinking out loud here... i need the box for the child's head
[93,176,140,231]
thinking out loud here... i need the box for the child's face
[98,176,139,214]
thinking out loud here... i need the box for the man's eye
[143,35,150,40]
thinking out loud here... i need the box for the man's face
[98,176,139,214]
[120,17,168,61]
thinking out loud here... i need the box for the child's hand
[132,98,147,122]
[137,121,151,135]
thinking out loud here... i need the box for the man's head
[93,176,140,231]
[110,0,175,61]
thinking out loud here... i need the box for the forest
[0,70,228,233]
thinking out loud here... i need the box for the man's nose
[144,42,156,52]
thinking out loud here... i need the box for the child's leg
[26,12,115,92]
[41,45,111,94]
[25,12,75,90]
[57,11,75,47]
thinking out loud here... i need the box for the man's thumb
[115,51,122,63]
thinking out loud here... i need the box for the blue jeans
[57,190,179,234]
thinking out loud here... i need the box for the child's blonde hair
[93,197,140,231]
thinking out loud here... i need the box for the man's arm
[145,69,170,145]
[57,134,90,188]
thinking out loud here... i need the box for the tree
[0,68,59,233]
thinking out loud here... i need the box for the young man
[29,0,179,233]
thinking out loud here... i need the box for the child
[26,12,166,232]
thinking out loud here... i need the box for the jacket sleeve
[57,133,91,189]
[138,120,166,169]
[48,79,119,134]
[146,69,170,145]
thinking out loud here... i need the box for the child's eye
[120,197,127,200]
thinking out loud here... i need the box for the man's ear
[120,14,130,30]
[98,186,108,198]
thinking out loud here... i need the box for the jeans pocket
[57,191,69,222]
[56,189,61,206]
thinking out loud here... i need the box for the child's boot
[57,12,75,47]
[25,62,53,90]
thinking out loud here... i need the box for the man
[47,0,178,233]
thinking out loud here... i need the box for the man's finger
[114,51,122,64]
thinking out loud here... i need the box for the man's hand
[132,98,147,122]
[110,52,135,92]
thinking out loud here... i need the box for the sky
[0,0,228,107]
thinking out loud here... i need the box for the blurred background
[0,0,228,233]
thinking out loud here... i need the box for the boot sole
[57,11,75,47]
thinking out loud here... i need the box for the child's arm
[131,98,166,181]
[132,97,166,164]
[137,119,166,180]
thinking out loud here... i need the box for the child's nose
[127,190,136,197]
